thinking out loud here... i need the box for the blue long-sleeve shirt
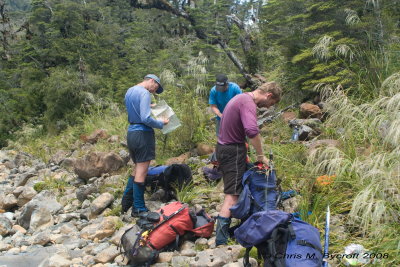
[125,85,163,132]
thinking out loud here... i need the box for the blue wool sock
[133,181,148,212]
[215,215,231,246]
[121,176,134,212]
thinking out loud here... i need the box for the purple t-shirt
[218,93,259,145]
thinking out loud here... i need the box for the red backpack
[120,201,214,266]
[147,201,194,249]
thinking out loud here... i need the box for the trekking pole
[322,205,330,267]
[269,148,274,169]
[162,134,168,154]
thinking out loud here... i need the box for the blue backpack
[230,167,278,219]
[234,210,323,267]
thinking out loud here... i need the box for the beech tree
[128,0,267,88]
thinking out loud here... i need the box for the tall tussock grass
[8,102,127,162]
[307,72,400,238]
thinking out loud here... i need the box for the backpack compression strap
[297,240,323,254]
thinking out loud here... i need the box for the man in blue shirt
[209,74,242,137]
[121,74,169,217]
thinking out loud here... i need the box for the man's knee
[224,194,238,205]
[134,161,151,182]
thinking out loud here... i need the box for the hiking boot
[215,215,231,246]
[131,207,149,218]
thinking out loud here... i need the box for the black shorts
[216,143,247,195]
[127,130,155,163]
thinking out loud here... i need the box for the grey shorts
[127,130,155,163]
[216,143,247,195]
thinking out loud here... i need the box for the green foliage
[105,205,122,217]
[8,103,126,162]
[194,242,208,251]
[3,0,397,148]
[261,0,399,95]
[292,49,313,63]
[304,20,336,32]
[114,219,124,230]
[175,181,214,205]
[33,176,68,193]
[308,76,400,235]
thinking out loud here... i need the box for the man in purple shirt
[215,81,282,246]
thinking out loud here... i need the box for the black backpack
[145,164,192,201]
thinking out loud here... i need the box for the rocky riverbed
[0,149,262,267]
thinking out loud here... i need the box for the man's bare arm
[210,104,223,118]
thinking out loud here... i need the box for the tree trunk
[0,0,12,60]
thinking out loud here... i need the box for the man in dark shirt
[209,74,242,137]
[215,81,282,246]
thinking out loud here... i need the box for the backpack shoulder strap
[257,224,291,267]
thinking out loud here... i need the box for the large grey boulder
[17,190,62,230]
[47,254,73,267]
[17,187,37,207]
[94,245,120,263]
[31,230,52,246]
[90,192,114,216]
[223,258,258,267]
[190,246,242,267]
[0,246,58,267]
[109,224,134,246]
[171,256,192,267]
[82,129,109,144]
[15,171,37,187]
[306,139,340,155]
[49,150,70,165]
[13,151,33,167]
[79,216,119,240]
[282,195,302,213]
[73,152,125,181]
[119,149,130,164]
[158,252,174,263]
[76,183,99,202]
[29,206,54,232]
[299,103,322,119]
[289,118,322,128]
[0,193,18,210]
[0,216,13,236]
[298,125,314,141]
